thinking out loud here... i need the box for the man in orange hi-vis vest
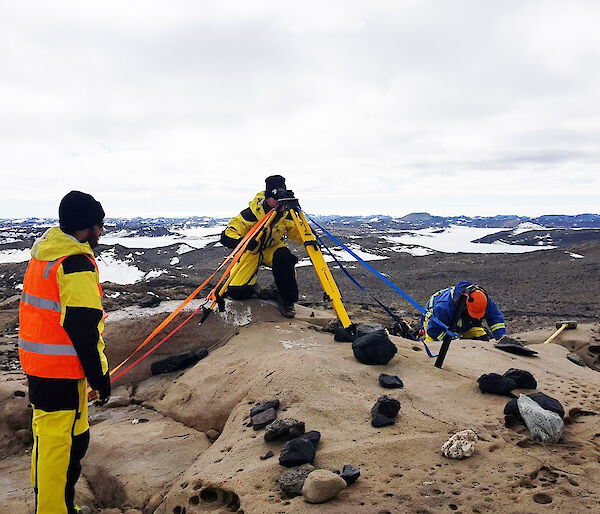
[19,191,110,514]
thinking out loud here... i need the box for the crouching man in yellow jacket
[220,175,303,318]
[18,191,110,514]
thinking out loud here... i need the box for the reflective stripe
[437,332,445,341]
[43,259,59,279]
[21,292,61,312]
[18,338,77,356]
[490,323,506,332]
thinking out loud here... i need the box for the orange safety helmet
[466,288,487,319]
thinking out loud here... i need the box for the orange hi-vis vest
[18,255,98,379]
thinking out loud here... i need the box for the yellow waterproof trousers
[229,242,286,287]
[31,378,90,514]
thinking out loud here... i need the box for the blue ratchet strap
[307,215,458,348]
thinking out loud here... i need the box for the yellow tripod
[218,207,352,329]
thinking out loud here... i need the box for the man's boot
[281,302,296,319]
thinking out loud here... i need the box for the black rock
[378,374,404,389]
[250,399,280,417]
[371,395,401,418]
[260,450,274,460]
[264,419,305,442]
[150,348,208,375]
[278,467,313,497]
[477,373,518,397]
[371,414,395,427]
[503,368,537,389]
[352,330,397,365]
[504,392,565,422]
[251,407,277,430]
[279,431,321,467]
[138,294,161,308]
[356,323,386,338]
[340,464,361,485]
[494,340,538,356]
[334,323,356,342]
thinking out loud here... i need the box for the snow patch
[0,248,31,264]
[567,252,584,259]
[145,269,167,280]
[170,257,180,265]
[383,225,555,254]
[296,244,387,267]
[97,249,145,285]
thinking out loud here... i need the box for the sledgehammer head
[556,321,577,329]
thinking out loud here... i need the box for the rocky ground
[1,230,599,513]
[1,301,599,513]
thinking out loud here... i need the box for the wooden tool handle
[543,323,566,345]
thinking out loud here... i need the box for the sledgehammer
[543,321,577,345]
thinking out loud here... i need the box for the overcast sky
[1,1,598,218]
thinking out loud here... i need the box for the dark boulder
[371,395,401,418]
[378,374,404,389]
[278,466,314,497]
[279,431,321,467]
[503,368,537,389]
[264,419,305,442]
[251,407,277,430]
[138,294,161,308]
[150,348,208,375]
[334,323,356,342]
[477,373,517,397]
[250,399,280,417]
[371,414,395,427]
[352,329,397,365]
[340,465,361,485]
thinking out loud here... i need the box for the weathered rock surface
[264,418,305,442]
[371,414,395,427]
[302,469,347,504]
[278,465,314,498]
[441,429,478,459]
[251,407,277,430]
[567,352,586,366]
[517,394,564,443]
[504,391,565,423]
[250,399,280,417]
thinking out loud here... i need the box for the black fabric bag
[150,348,208,375]
[352,328,397,365]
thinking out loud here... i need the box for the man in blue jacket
[422,281,514,343]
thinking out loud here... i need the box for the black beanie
[265,175,286,199]
[59,191,105,232]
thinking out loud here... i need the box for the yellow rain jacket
[221,192,302,287]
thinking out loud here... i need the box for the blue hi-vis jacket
[423,281,506,341]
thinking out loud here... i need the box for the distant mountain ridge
[2,213,600,232]
[313,212,600,229]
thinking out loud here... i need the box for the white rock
[302,469,347,504]
[441,429,478,459]
[517,394,564,443]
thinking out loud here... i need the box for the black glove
[94,372,111,407]
[247,239,258,251]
